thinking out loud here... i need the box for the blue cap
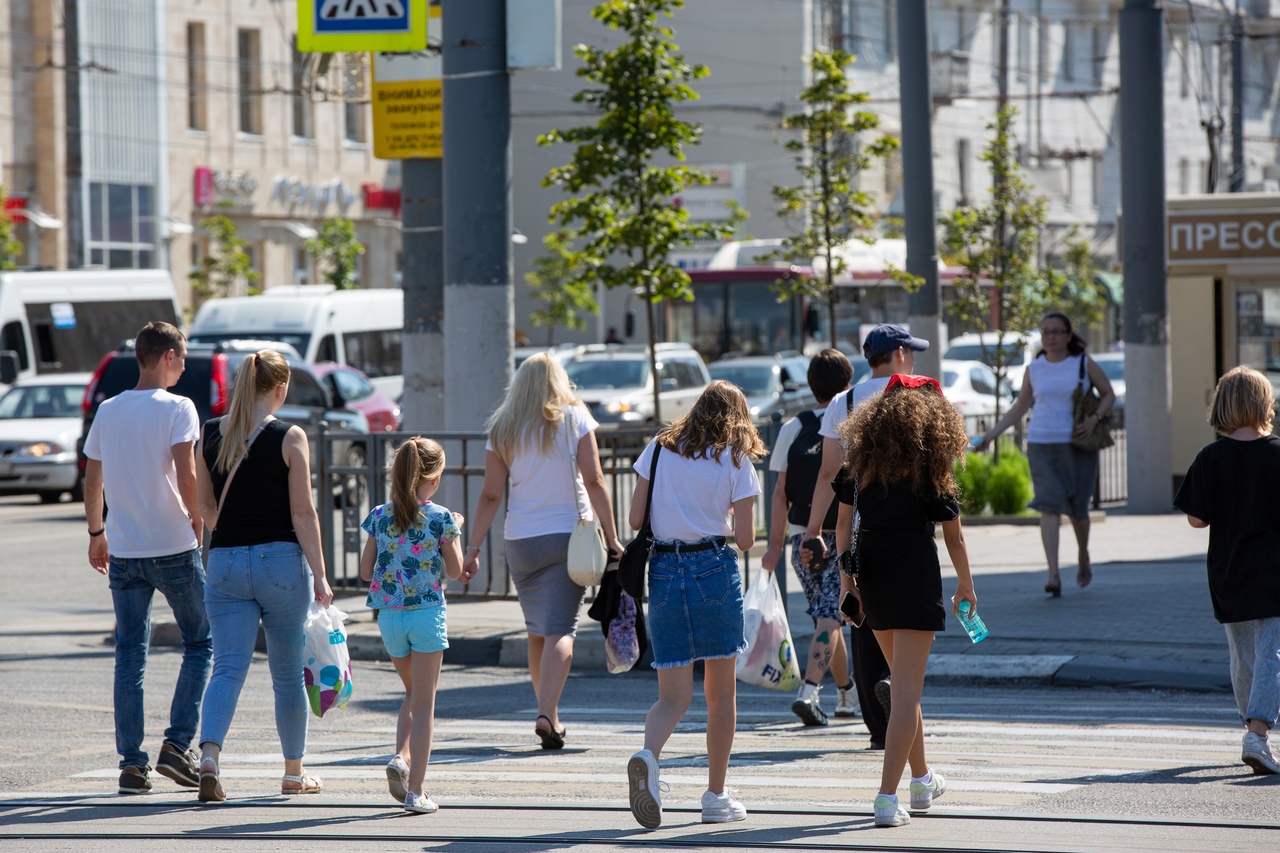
[863,323,930,358]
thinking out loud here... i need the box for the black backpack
[783,410,839,529]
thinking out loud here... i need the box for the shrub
[987,443,1033,515]
[954,451,991,515]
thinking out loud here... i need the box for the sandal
[198,757,226,803]
[535,714,566,751]
[1044,576,1062,598]
[281,772,323,795]
[1077,554,1092,588]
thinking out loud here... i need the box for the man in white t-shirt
[800,323,929,748]
[84,322,211,796]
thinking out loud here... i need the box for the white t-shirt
[488,403,599,541]
[634,439,761,543]
[769,407,827,536]
[819,376,892,439]
[1027,353,1089,444]
[83,389,200,558]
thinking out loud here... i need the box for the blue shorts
[647,539,746,669]
[376,605,448,657]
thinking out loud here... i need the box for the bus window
[33,322,59,368]
[1,321,30,371]
[316,334,337,363]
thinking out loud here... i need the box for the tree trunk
[644,280,661,424]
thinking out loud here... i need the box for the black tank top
[203,418,298,549]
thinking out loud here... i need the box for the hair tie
[885,373,942,395]
[253,353,261,366]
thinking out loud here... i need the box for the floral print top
[361,501,460,610]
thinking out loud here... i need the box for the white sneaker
[627,749,667,829]
[1243,732,1280,774]
[403,790,438,814]
[791,682,828,726]
[873,794,910,827]
[701,787,747,823]
[386,755,409,803]
[834,686,860,717]
[909,770,946,811]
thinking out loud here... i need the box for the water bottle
[956,600,989,644]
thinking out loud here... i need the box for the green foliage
[306,218,365,290]
[940,106,1065,423]
[954,451,992,516]
[526,230,599,344]
[539,0,740,422]
[188,216,260,311]
[0,187,23,269]
[987,443,1033,515]
[1052,226,1108,331]
[769,50,899,343]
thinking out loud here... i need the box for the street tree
[188,215,260,312]
[940,105,1065,426]
[539,0,738,422]
[0,187,23,269]
[306,217,365,290]
[770,50,898,347]
[526,230,599,346]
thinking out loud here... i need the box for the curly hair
[840,383,969,497]
[657,380,766,467]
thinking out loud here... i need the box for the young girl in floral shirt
[360,437,465,814]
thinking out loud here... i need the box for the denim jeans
[109,548,212,770]
[1224,617,1280,728]
[200,542,313,760]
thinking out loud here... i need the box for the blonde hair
[388,437,446,534]
[215,350,291,473]
[486,353,580,464]
[1209,366,1274,435]
[657,380,765,466]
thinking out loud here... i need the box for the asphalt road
[1,495,1277,852]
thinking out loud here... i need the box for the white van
[187,285,405,399]
[0,270,181,390]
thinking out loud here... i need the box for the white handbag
[564,409,608,587]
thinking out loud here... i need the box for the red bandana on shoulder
[884,373,942,395]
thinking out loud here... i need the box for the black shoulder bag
[618,444,661,599]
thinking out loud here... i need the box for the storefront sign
[370,5,442,160]
[1168,209,1280,264]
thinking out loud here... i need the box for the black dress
[838,478,959,632]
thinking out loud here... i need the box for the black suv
[80,341,368,497]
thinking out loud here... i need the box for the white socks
[911,770,933,786]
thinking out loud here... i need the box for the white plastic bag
[735,571,802,692]
[303,603,353,717]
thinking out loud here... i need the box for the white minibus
[187,285,405,399]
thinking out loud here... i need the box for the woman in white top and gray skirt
[463,354,624,749]
[977,313,1115,596]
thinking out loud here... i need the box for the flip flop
[1077,555,1092,588]
[535,714,566,750]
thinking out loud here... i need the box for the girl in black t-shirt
[835,374,978,827]
[1174,366,1280,776]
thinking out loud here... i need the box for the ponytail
[215,350,291,473]
[389,437,446,533]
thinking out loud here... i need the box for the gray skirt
[1027,442,1098,519]
[505,532,585,637]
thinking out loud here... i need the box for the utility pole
[1119,0,1172,512]
[898,0,942,380]
[992,0,1011,332]
[64,0,83,268]
[1230,5,1245,192]
[400,157,445,431]
[442,0,512,433]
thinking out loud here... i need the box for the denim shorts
[647,539,746,669]
[377,605,449,657]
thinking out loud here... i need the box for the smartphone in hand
[840,590,865,627]
[801,537,827,571]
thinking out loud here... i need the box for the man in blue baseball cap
[799,322,930,750]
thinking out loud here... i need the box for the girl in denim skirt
[625,381,765,829]
[360,438,465,814]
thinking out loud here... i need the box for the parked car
[0,373,92,503]
[312,362,401,433]
[1091,352,1125,412]
[941,359,1016,420]
[513,343,577,372]
[708,354,815,421]
[81,341,369,502]
[944,331,1041,396]
[563,343,710,426]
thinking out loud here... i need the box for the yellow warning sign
[369,6,442,159]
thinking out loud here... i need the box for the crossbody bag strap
[640,444,662,531]
[1077,352,1088,390]
[215,418,270,513]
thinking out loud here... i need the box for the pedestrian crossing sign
[298,0,430,53]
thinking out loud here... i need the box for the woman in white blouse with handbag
[463,353,624,749]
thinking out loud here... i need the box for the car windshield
[708,365,777,396]
[0,384,85,419]
[189,332,311,355]
[945,342,1026,366]
[564,359,648,390]
[1096,357,1125,380]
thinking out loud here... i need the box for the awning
[1095,272,1123,304]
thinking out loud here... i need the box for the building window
[1016,14,1031,79]
[343,55,368,143]
[1090,23,1106,86]
[187,23,207,131]
[238,28,262,136]
[87,182,156,269]
[344,102,367,144]
[291,39,313,140]
[1062,23,1076,81]
[1178,158,1191,195]
[957,139,971,207]
[881,0,895,60]
[1091,157,1104,208]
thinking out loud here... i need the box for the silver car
[708,354,816,421]
[564,344,710,426]
[0,373,92,503]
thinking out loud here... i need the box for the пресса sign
[1168,209,1280,264]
